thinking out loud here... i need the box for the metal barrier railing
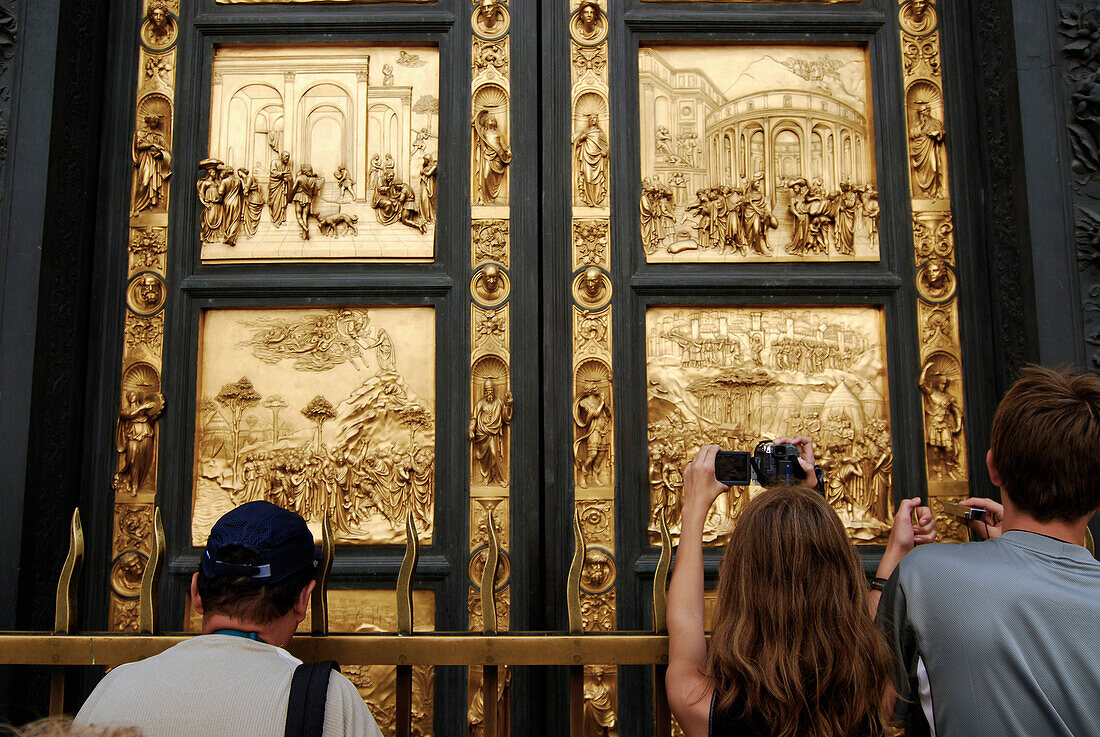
[0,508,675,736]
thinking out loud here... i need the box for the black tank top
[709,690,874,737]
[709,690,767,737]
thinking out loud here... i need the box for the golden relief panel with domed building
[639,45,879,263]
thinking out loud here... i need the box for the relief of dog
[317,212,359,237]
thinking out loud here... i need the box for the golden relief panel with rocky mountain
[639,45,879,263]
[193,307,435,546]
[646,306,893,546]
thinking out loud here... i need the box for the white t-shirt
[75,634,382,737]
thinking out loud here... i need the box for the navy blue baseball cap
[200,501,321,583]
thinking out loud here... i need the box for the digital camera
[714,441,807,487]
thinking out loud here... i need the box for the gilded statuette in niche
[114,363,165,498]
[132,96,173,216]
[638,46,879,263]
[919,354,966,482]
[201,46,439,262]
[469,373,513,487]
[645,307,893,544]
[193,307,436,545]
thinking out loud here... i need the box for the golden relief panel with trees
[639,45,879,263]
[192,307,435,546]
[646,306,893,546]
[200,45,439,263]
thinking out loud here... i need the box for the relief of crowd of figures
[638,46,879,263]
[192,308,436,545]
[199,46,439,261]
[646,307,893,545]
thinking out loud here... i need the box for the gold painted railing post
[138,508,165,635]
[482,506,500,737]
[50,509,84,716]
[311,514,333,636]
[567,509,585,737]
[395,512,420,737]
[652,512,672,737]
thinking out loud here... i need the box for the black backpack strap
[285,660,340,737]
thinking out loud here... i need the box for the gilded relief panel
[192,307,436,545]
[646,306,892,545]
[201,46,439,262]
[638,45,880,263]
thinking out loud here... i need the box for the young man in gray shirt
[880,366,1100,737]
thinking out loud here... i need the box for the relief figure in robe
[741,175,778,255]
[834,181,860,256]
[267,152,291,227]
[113,391,164,496]
[196,159,224,243]
[910,103,946,199]
[218,164,244,246]
[468,379,513,486]
[240,167,265,238]
[372,169,427,233]
[418,154,438,224]
[473,109,512,204]
[133,115,172,213]
[573,113,610,207]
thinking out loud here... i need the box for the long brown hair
[705,486,894,737]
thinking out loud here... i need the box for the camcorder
[714,441,825,490]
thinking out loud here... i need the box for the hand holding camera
[954,497,1004,539]
[712,435,823,490]
[682,445,731,530]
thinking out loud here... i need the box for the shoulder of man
[321,670,383,737]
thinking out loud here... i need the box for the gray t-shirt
[75,634,382,737]
[880,531,1100,737]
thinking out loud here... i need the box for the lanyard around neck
[211,628,264,643]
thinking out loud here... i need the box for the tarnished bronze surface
[193,307,436,546]
[638,45,878,264]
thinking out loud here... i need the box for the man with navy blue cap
[75,501,382,737]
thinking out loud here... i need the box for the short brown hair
[990,365,1100,521]
[196,545,313,623]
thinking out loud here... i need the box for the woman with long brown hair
[667,441,935,737]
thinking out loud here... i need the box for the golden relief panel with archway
[646,306,892,546]
[639,45,879,263]
[200,45,439,263]
[192,307,436,546]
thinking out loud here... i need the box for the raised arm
[666,445,728,737]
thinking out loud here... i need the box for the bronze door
[94,0,995,734]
